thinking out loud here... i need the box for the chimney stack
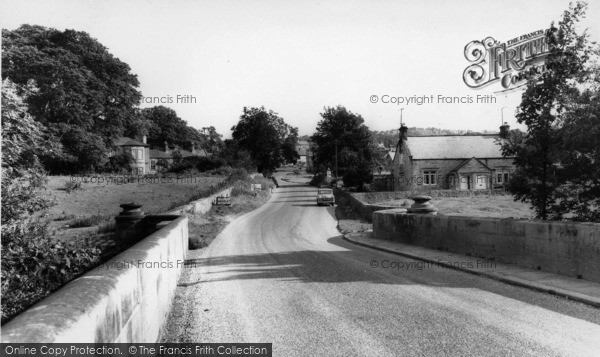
[500,122,510,139]
[142,135,147,144]
[164,141,169,153]
[191,142,196,154]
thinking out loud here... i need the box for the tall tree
[142,106,205,151]
[231,107,299,175]
[502,1,598,220]
[1,78,50,232]
[201,126,224,153]
[311,106,375,188]
[554,66,600,221]
[2,25,142,173]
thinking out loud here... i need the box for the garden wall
[1,215,189,343]
[373,209,600,283]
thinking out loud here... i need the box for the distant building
[115,136,210,174]
[392,123,515,191]
[296,140,314,172]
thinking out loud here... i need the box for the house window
[151,160,156,170]
[497,172,510,184]
[423,170,437,185]
[132,148,143,161]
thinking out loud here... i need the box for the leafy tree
[281,126,300,165]
[221,139,256,171]
[201,126,224,153]
[2,79,103,322]
[142,106,205,151]
[502,1,598,220]
[554,69,600,221]
[1,79,50,230]
[311,106,376,188]
[231,107,299,175]
[2,25,142,173]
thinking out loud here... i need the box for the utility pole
[332,140,340,181]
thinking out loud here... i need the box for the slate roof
[149,150,171,159]
[405,135,507,159]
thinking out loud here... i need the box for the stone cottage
[392,124,515,191]
[115,136,210,174]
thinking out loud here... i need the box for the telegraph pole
[332,139,340,180]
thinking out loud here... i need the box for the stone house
[296,140,314,172]
[114,136,150,175]
[115,136,209,174]
[392,124,515,191]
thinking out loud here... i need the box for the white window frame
[422,170,438,186]
[132,148,144,161]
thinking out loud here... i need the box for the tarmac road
[162,172,600,357]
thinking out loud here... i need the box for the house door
[459,175,468,190]
[475,174,487,190]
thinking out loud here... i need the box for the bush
[310,172,332,187]
[169,156,226,174]
[63,180,82,193]
[102,152,135,173]
[1,224,101,324]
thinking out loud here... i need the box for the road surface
[162,172,600,356]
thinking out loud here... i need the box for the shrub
[1,231,102,323]
[102,152,135,173]
[310,172,332,187]
[63,180,82,193]
[169,156,226,174]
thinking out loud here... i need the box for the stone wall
[1,215,189,342]
[373,209,600,283]
[355,189,508,205]
[333,189,396,223]
[166,187,232,215]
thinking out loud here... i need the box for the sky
[1,0,599,138]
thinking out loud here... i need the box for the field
[371,195,534,219]
[39,174,227,243]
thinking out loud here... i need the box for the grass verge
[188,175,275,249]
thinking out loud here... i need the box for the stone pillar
[115,203,145,239]
[409,195,437,215]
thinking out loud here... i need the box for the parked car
[316,188,335,206]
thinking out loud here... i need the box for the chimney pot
[142,135,147,144]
